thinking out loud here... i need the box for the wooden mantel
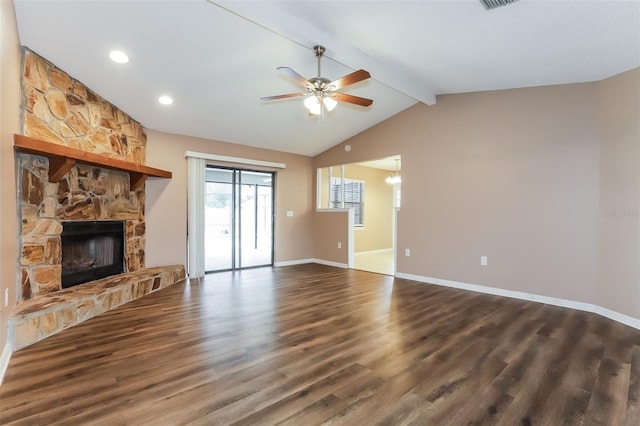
[14,134,172,190]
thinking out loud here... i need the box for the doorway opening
[316,156,400,276]
[204,167,274,272]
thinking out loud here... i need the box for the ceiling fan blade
[333,92,373,107]
[260,93,306,101]
[277,66,311,88]
[330,69,371,90]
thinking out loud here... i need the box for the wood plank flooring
[1,264,638,425]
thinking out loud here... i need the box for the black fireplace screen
[61,220,125,288]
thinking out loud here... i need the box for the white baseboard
[311,259,349,269]
[593,305,640,329]
[355,248,394,256]
[275,258,349,269]
[395,272,640,330]
[0,342,12,386]
[274,259,314,267]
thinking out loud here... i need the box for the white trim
[332,176,366,185]
[0,342,12,386]
[274,259,314,267]
[317,168,323,208]
[355,248,394,256]
[312,259,349,269]
[340,166,346,209]
[184,151,286,169]
[393,207,399,276]
[316,208,350,213]
[274,259,348,269]
[347,209,355,269]
[395,272,640,330]
[593,306,640,329]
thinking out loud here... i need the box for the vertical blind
[187,156,205,278]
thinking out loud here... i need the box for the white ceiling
[13,0,640,157]
[358,157,401,172]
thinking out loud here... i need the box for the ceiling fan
[260,45,373,115]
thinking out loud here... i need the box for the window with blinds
[330,177,365,226]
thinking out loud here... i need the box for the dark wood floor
[1,264,639,425]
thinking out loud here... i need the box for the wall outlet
[4,288,8,307]
[337,242,342,249]
[286,210,293,217]
[405,248,411,257]
[481,256,488,266]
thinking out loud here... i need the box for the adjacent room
[1,0,638,424]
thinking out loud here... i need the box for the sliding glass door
[204,167,274,272]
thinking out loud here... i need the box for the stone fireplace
[17,48,148,301]
[60,220,125,288]
[19,158,147,300]
[10,49,185,351]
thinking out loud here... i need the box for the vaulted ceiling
[13,0,640,157]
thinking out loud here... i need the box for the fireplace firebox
[61,220,125,288]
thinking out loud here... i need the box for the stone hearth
[10,265,185,350]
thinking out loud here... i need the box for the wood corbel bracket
[48,156,76,182]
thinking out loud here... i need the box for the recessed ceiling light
[109,50,129,64]
[158,96,173,105]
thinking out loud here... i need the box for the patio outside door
[204,167,274,272]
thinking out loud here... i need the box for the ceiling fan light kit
[303,95,336,115]
[261,45,373,116]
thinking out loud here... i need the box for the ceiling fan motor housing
[309,77,332,92]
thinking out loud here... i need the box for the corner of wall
[1,0,23,357]
[596,68,640,319]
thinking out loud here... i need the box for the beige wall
[144,130,315,268]
[343,164,393,252]
[1,0,21,351]
[597,68,640,318]
[313,210,350,265]
[316,81,606,308]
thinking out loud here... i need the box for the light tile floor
[354,248,394,276]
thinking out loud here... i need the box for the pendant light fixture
[385,158,402,184]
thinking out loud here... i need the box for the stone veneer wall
[18,49,148,301]
[22,49,146,163]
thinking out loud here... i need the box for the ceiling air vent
[480,0,520,10]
